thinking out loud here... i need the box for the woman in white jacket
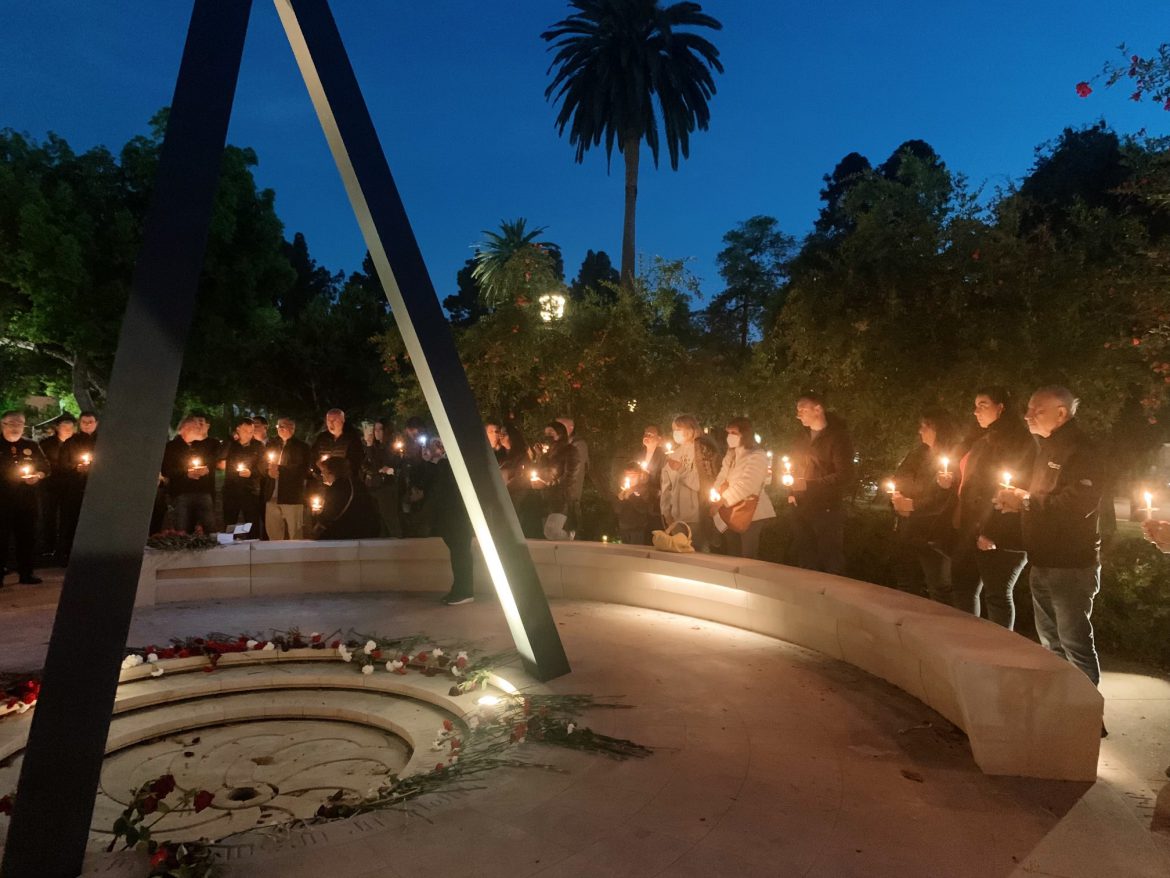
[711,417,776,559]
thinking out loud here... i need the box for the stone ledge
[130,538,1103,780]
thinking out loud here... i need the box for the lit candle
[190,457,202,470]
[80,453,92,466]
[393,440,404,452]
[940,456,949,475]
[1001,471,1013,489]
[320,454,329,463]
[665,442,674,453]
[709,488,721,503]
[782,456,792,473]
[601,535,609,543]
[781,472,795,487]
[766,450,774,459]
[529,469,540,483]
[19,464,32,478]
[622,477,631,491]
[885,480,896,495]
[236,463,246,474]
[310,495,323,512]
[267,451,277,463]
[1143,491,1155,520]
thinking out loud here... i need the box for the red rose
[20,692,37,705]
[193,790,215,812]
[442,719,454,732]
[331,640,341,649]
[415,652,428,662]
[372,649,382,659]
[455,656,468,669]
[1075,81,1092,98]
[252,642,264,651]
[0,794,13,815]
[140,795,159,815]
[311,633,322,643]
[150,775,177,797]
[434,763,445,773]
[450,738,461,751]
[177,648,190,658]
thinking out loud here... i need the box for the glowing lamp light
[310,495,323,512]
[477,695,502,707]
[417,434,428,446]
[538,292,566,323]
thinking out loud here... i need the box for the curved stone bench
[134,538,1103,781]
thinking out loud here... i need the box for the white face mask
[671,430,685,445]
[726,434,740,449]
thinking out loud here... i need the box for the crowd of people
[4,383,1170,691]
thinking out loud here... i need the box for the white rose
[456,651,468,662]
[468,716,480,730]
[364,640,377,654]
[246,640,259,650]
[361,664,374,675]
[431,738,445,751]
[566,723,575,735]
[338,646,352,662]
[432,647,444,658]
[120,655,141,670]
[261,641,275,652]
[146,653,159,664]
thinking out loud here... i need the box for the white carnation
[364,640,377,654]
[146,653,159,664]
[150,666,165,678]
[361,664,374,675]
[432,647,444,658]
[246,639,259,649]
[261,641,276,651]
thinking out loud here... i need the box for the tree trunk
[620,133,640,291]
[71,352,97,413]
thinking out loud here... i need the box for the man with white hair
[309,408,364,485]
[996,386,1104,689]
[1,411,48,585]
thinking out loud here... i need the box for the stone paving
[0,572,1168,877]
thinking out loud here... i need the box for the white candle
[709,488,721,503]
[885,480,896,495]
[781,472,795,487]
[267,451,277,463]
[1001,471,1013,489]
[81,453,92,465]
[940,456,949,475]
[622,477,631,491]
[1144,491,1155,521]
[236,463,246,474]
[664,442,673,453]
[20,464,32,478]
[190,457,202,469]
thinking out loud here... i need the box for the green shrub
[1096,537,1170,669]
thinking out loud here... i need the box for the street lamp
[538,292,566,323]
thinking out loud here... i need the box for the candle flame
[1002,471,1012,488]
[885,480,896,494]
[709,488,721,502]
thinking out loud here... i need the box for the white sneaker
[444,595,474,606]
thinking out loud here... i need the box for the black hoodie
[1021,419,1102,568]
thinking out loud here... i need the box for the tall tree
[443,257,490,326]
[542,0,724,289]
[471,217,562,306]
[705,216,793,354]
[569,249,620,301]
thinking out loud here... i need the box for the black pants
[952,545,1027,630]
[1,489,38,580]
[58,484,86,561]
[222,487,261,533]
[792,504,845,574]
[895,539,953,605]
[442,527,473,598]
[723,518,766,560]
[38,483,64,555]
[173,492,215,534]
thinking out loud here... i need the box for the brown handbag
[719,495,759,533]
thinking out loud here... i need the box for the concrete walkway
[1,573,1167,877]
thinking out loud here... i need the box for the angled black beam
[274,0,569,679]
[0,2,255,875]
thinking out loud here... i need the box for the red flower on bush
[193,790,215,812]
[1075,81,1092,98]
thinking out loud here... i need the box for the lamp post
[538,291,566,323]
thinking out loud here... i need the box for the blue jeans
[1029,565,1101,686]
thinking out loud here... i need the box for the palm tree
[543,0,723,289]
[472,218,562,305]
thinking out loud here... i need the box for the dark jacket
[1021,419,1102,568]
[792,413,855,510]
[956,415,1034,551]
[309,427,365,480]
[58,431,98,494]
[39,435,67,485]
[1,438,48,505]
[535,440,578,516]
[266,436,311,505]
[313,476,379,540]
[220,439,265,497]
[426,457,471,539]
[162,436,215,498]
[893,442,956,544]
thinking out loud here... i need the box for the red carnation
[0,794,14,815]
[455,656,468,669]
[331,640,341,649]
[442,719,454,732]
[150,846,172,868]
[311,633,322,643]
[193,790,215,812]
[415,651,428,662]
[177,648,190,658]
[1075,81,1092,98]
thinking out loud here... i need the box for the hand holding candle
[1000,471,1013,489]
[310,495,323,513]
[885,479,896,495]
[80,452,92,468]
[1143,490,1156,521]
[939,456,949,475]
[19,464,33,480]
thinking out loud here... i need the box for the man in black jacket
[219,416,264,533]
[37,414,76,559]
[790,393,855,575]
[996,386,1103,686]
[1,411,48,585]
[162,416,216,533]
[265,417,311,540]
[57,410,99,561]
[309,408,365,485]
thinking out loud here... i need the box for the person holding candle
[56,410,99,563]
[530,420,578,540]
[161,416,216,534]
[264,417,312,540]
[613,459,656,545]
[790,392,855,574]
[1142,517,1170,553]
[557,417,590,539]
[219,417,265,534]
[710,417,776,559]
[309,457,379,541]
[659,414,713,552]
[309,408,365,487]
[1,410,48,586]
[995,386,1105,688]
[890,407,960,605]
[947,387,1034,629]
[37,414,76,560]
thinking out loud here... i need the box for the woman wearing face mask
[946,386,1034,629]
[710,417,776,559]
[659,414,710,551]
[530,420,578,540]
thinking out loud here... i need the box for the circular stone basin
[93,719,411,843]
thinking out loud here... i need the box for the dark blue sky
[3,1,1165,302]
